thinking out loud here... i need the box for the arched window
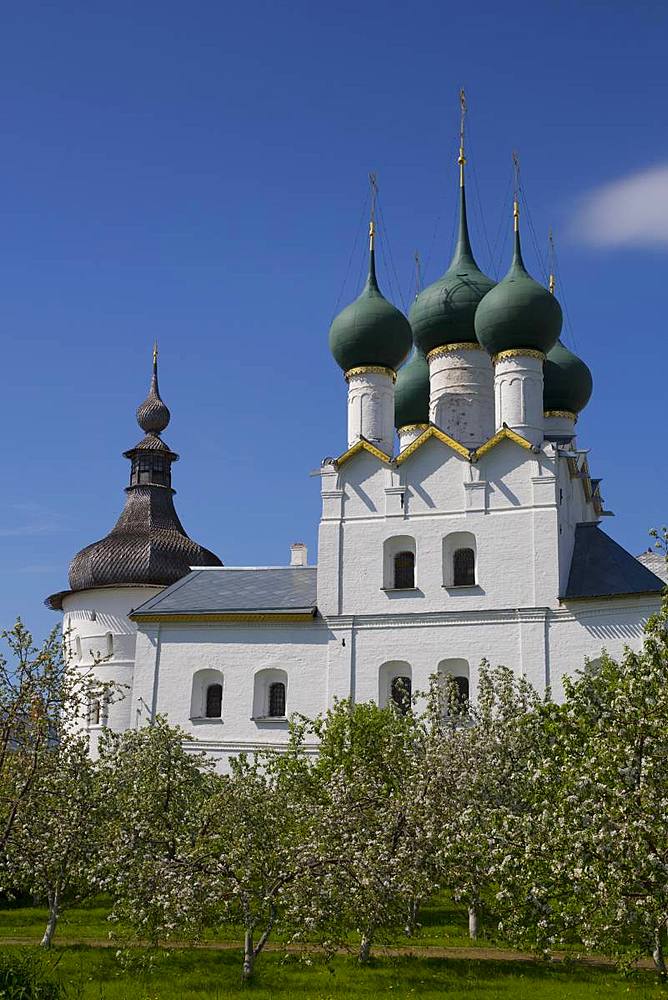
[205,683,223,718]
[75,635,82,661]
[437,659,470,716]
[89,698,101,726]
[391,675,412,714]
[394,551,415,589]
[252,669,289,721]
[190,669,224,721]
[383,536,417,591]
[453,548,475,587]
[443,532,477,588]
[268,682,286,718]
[379,661,412,711]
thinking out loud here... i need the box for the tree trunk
[405,898,420,936]
[468,904,479,941]
[40,890,59,949]
[242,928,254,981]
[359,933,373,964]
[653,925,667,978]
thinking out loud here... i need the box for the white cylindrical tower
[493,349,545,446]
[345,365,396,455]
[543,409,577,440]
[46,348,223,747]
[398,422,429,450]
[428,343,495,448]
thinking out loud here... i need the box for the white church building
[47,149,665,765]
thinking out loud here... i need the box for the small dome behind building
[543,339,593,416]
[394,347,430,429]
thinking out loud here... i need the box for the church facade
[46,149,665,766]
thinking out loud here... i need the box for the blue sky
[1,0,666,637]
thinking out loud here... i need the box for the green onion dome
[475,223,562,357]
[410,185,495,355]
[394,347,430,429]
[329,238,412,373]
[543,339,593,415]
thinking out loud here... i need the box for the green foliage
[0,950,66,1000]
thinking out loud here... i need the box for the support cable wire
[550,231,579,351]
[376,194,408,312]
[490,172,514,279]
[330,188,370,324]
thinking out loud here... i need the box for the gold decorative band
[427,342,483,361]
[544,410,577,423]
[398,423,430,434]
[492,349,545,364]
[345,365,397,383]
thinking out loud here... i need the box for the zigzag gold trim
[544,409,577,423]
[395,425,471,464]
[427,342,483,361]
[130,612,316,623]
[474,426,534,459]
[344,365,397,383]
[492,349,545,363]
[335,439,393,467]
[398,423,430,434]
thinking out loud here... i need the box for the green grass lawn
[2,945,666,1000]
[1,898,664,999]
[0,893,501,949]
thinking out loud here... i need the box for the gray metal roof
[132,566,318,616]
[563,524,665,600]
[636,549,668,584]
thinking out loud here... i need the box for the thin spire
[511,150,525,269]
[458,88,466,188]
[366,172,379,289]
[548,229,556,294]
[453,88,474,262]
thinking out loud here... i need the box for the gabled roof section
[335,439,392,468]
[130,566,318,622]
[395,425,470,465]
[473,425,534,460]
[563,524,665,601]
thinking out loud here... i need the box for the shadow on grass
[4,944,660,1000]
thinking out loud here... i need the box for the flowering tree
[289,698,442,963]
[4,732,101,947]
[431,664,549,942]
[96,718,218,946]
[0,620,113,947]
[545,595,668,974]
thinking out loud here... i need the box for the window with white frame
[383,535,417,590]
[437,658,470,714]
[378,661,412,710]
[190,669,224,720]
[253,668,288,720]
[443,531,477,588]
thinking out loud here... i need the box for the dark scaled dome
[395,347,430,429]
[543,339,593,415]
[410,184,495,354]
[136,348,170,432]
[46,349,221,610]
[475,217,562,357]
[329,230,412,373]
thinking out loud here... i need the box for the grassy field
[0,897,664,999]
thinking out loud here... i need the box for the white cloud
[572,164,668,247]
